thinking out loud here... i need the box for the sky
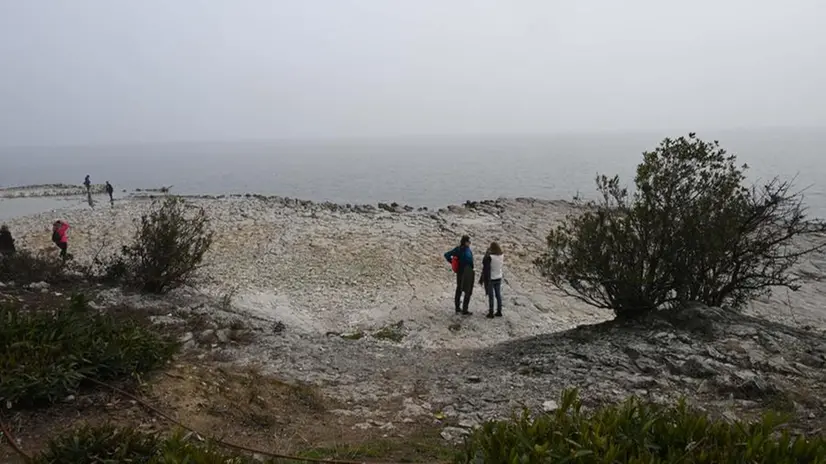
[0,0,824,146]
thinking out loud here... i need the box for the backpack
[451,255,460,273]
[52,230,61,243]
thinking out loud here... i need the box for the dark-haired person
[480,242,505,318]
[0,224,15,256]
[444,235,474,315]
[105,181,114,204]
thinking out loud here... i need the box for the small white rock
[542,400,559,412]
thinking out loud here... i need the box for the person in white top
[480,242,505,318]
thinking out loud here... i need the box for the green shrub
[457,389,826,463]
[108,196,213,294]
[536,133,826,318]
[0,294,176,408]
[33,425,260,464]
[0,249,65,284]
[34,424,160,463]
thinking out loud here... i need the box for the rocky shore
[0,183,107,198]
[4,193,826,442]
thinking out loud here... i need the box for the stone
[766,356,801,375]
[517,366,535,375]
[634,356,661,374]
[379,422,395,431]
[198,329,216,343]
[542,400,559,412]
[216,329,231,344]
[458,418,478,429]
[440,426,469,443]
[624,343,653,360]
[706,345,726,361]
[28,281,50,291]
[731,370,776,395]
[676,356,719,378]
[799,353,825,369]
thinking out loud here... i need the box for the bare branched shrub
[109,197,213,294]
[536,133,826,319]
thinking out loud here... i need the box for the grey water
[1,128,825,218]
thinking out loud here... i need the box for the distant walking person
[0,224,15,256]
[83,175,91,194]
[444,235,475,315]
[105,181,114,204]
[480,242,505,318]
[52,220,71,261]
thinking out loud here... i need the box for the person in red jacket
[52,220,71,260]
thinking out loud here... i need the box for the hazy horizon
[1,125,824,151]
[1,1,824,147]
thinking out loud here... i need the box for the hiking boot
[486,311,495,319]
[495,310,502,317]
[461,310,473,316]
[455,308,462,314]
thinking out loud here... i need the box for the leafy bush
[109,196,213,294]
[457,389,826,463]
[536,133,826,318]
[0,294,176,408]
[0,249,65,284]
[33,425,262,464]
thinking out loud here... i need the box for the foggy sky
[1,0,824,146]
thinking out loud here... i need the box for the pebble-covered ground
[5,193,826,442]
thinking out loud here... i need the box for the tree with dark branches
[535,133,826,319]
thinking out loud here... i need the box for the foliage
[535,133,826,318]
[32,424,452,464]
[33,426,261,464]
[0,249,65,284]
[0,294,176,408]
[372,320,406,342]
[108,196,213,294]
[457,389,826,463]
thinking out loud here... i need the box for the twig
[0,416,31,463]
[83,377,397,464]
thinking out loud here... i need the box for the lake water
[2,128,825,218]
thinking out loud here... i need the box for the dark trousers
[488,278,502,312]
[57,242,68,259]
[454,268,474,311]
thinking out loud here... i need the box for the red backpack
[451,255,460,273]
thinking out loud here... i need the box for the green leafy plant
[458,389,826,463]
[0,294,176,408]
[108,196,213,294]
[536,133,826,318]
[33,426,260,464]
